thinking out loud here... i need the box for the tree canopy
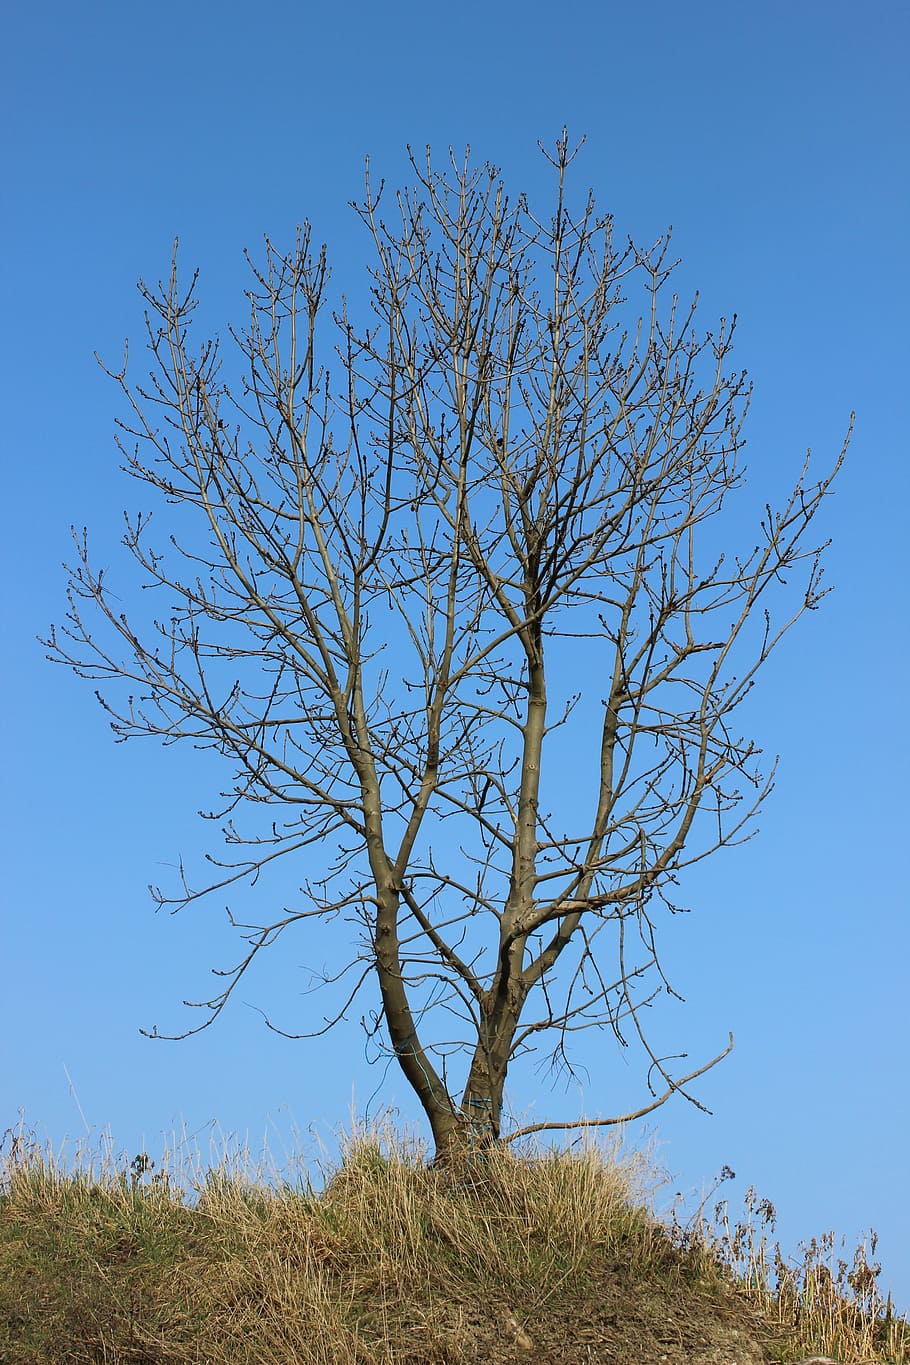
[47,135,850,1165]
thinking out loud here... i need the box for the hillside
[0,1121,904,1364]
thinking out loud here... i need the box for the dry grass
[680,1179,910,1364]
[0,1116,905,1364]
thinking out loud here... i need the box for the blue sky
[3,0,908,1307]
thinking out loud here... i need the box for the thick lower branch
[501,1031,734,1143]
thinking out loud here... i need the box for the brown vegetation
[0,1119,903,1364]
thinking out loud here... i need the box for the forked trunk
[427,1060,507,1172]
[429,1110,500,1176]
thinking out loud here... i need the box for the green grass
[0,1117,905,1363]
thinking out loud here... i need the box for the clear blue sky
[3,0,908,1307]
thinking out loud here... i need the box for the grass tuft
[679,1179,910,1364]
[0,1116,905,1363]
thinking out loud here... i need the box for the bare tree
[46,134,850,1169]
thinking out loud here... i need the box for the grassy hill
[1,1119,904,1364]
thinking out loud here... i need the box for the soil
[388,1251,803,1364]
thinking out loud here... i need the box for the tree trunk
[429,1106,500,1177]
[427,1048,509,1173]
